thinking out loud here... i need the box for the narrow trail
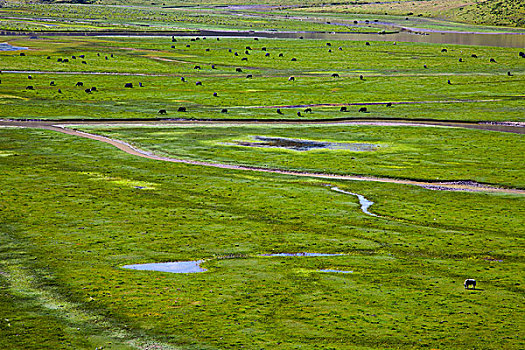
[12,123,519,195]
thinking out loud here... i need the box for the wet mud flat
[233,136,378,152]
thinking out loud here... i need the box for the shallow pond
[234,136,377,152]
[122,260,206,273]
[0,42,28,51]
[122,253,345,274]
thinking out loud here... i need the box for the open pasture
[0,4,524,348]
[0,126,523,349]
[1,36,524,121]
[73,123,525,189]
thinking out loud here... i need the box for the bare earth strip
[13,123,520,195]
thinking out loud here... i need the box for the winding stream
[330,186,379,217]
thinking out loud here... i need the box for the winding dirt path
[3,120,517,195]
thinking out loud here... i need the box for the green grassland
[1,127,523,349]
[73,124,525,189]
[1,36,524,121]
[0,5,524,349]
[0,3,384,33]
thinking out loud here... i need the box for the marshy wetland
[0,2,524,349]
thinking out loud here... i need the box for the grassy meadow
[0,127,523,349]
[1,36,524,121]
[0,3,524,350]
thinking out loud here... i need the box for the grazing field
[1,36,524,121]
[0,3,524,349]
[1,127,523,349]
[74,123,525,189]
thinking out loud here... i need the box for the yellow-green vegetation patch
[81,171,157,190]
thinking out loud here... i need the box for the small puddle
[319,269,353,274]
[122,260,206,273]
[233,136,377,152]
[0,42,28,51]
[330,186,379,217]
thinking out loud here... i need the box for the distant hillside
[454,0,525,27]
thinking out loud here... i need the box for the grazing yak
[441,48,448,52]
[46,56,51,59]
[178,106,187,112]
[205,48,210,52]
[246,74,253,79]
[490,58,496,63]
[359,75,364,80]
[194,65,201,70]
[262,47,267,51]
[124,83,133,88]
[75,82,84,87]
[464,279,476,289]
[447,79,452,85]
[236,68,243,72]
[79,55,85,59]
[28,75,33,79]
[72,55,76,59]
[276,109,283,115]
[423,64,428,69]
[58,89,62,93]
[340,106,347,112]
[26,85,34,90]
[181,77,186,82]
[471,54,478,58]
[57,58,63,62]
[63,59,69,63]
[82,61,87,64]
[332,73,340,78]
[519,51,525,58]
[213,92,218,97]
[241,57,248,61]
[265,53,270,57]
[297,112,302,117]
[326,42,331,46]
[507,71,513,76]
[291,58,297,61]
[20,52,26,56]
[195,81,202,86]
[91,87,97,91]
[459,58,463,62]
[50,81,56,86]
[138,82,143,87]
[365,42,370,46]
[211,65,216,69]
[221,108,228,113]
[358,107,368,113]
[85,88,91,93]
[386,102,393,107]
[304,108,312,113]
[158,109,167,115]
[288,76,295,81]
[279,53,284,57]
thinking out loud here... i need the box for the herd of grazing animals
[6,37,521,118]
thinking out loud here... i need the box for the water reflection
[122,260,206,273]
[0,42,28,51]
